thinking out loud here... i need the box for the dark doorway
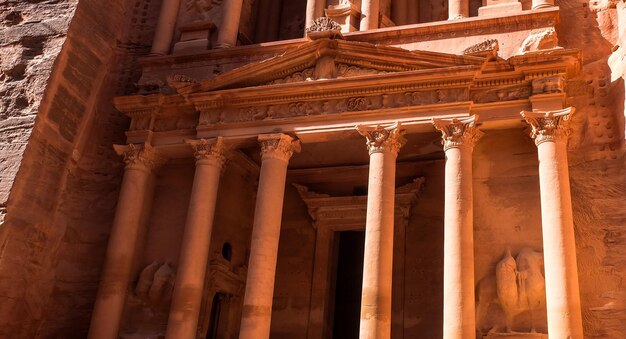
[206,293,225,339]
[331,230,365,339]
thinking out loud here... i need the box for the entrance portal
[331,230,365,338]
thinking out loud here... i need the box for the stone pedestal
[521,108,584,339]
[356,123,406,339]
[239,134,301,339]
[485,333,548,339]
[172,21,215,54]
[478,0,522,16]
[433,116,482,339]
[165,138,225,339]
[88,144,162,339]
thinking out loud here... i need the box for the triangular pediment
[181,38,486,94]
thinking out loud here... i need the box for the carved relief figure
[476,248,547,336]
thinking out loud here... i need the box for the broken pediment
[179,37,486,94]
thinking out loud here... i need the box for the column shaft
[239,135,300,339]
[216,0,244,48]
[433,116,480,339]
[88,145,159,339]
[522,108,583,339]
[151,0,182,55]
[361,0,381,30]
[392,0,408,26]
[407,0,419,24]
[305,0,326,34]
[448,0,469,19]
[165,139,225,339]
[357,124,405,339]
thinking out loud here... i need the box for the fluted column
[361,0,381,30]
[151,0,182,55]
[432,116,481,339]
[532,0,554,9]
[216,0,244,48]
[356,123,406,339]
[165,138,226,339]
[305,0,326,35]
[448,0,469,19]
[88,144,163,339]
[521,108,583,339]
[239,134,301,339]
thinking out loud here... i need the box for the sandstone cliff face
[557,0,626,337]
[0,0,162,337]
[0,0,624,338]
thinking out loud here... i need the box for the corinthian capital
[258,134,301,162]
[356,122,406,155]
[113,143,166,171]
[186,137,226,168]
[520,107,575,146]
[432,115,482,151]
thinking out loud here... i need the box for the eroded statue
[183,0,223,23]
[476,248,547,336]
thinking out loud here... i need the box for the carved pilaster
[114,143,166,171]
[432,115,483,151]
[258,134,302,162]
[521,107,575,146]
[186,137,227,168]
[356,122,406,155]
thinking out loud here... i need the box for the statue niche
[476,248,547,338]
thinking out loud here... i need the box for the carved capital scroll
[356,122,406,155]
[432,115,483,151]
[113,143,166,171]
[258,134,302,163]
[521,107,574,146]
[186,137,227,168]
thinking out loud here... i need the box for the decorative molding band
[520,107,575,146]
[432,115,483,151]
[356,122,406,155]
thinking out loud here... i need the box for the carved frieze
[471,84,532,103]
[463,39,499,56]
[531,75,564,94]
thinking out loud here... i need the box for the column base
[448,14,467,20]
[484,333,548,339]
[478,2,522,16]
[214,42,235,49]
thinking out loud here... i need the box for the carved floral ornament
[521,107,575,146]
[432,115,483,151]
[356,122,407,155]
[258,134,302,162]
[114,143,166,171]
[186,137,227,167]
[305,17,342,35]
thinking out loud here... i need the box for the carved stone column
[432,116,481,339]
[392,0,408,26]
[239,134,301,339]
[532,0,554,10]
[216,0,244,48]
[88,144,163,339]
[165,138,226,339]
[521,108,584,339]
[448,0,469,19]
[305,0,326,35]
[151,0,182,55]
[361,0,381,30]
[356,123,406,339]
